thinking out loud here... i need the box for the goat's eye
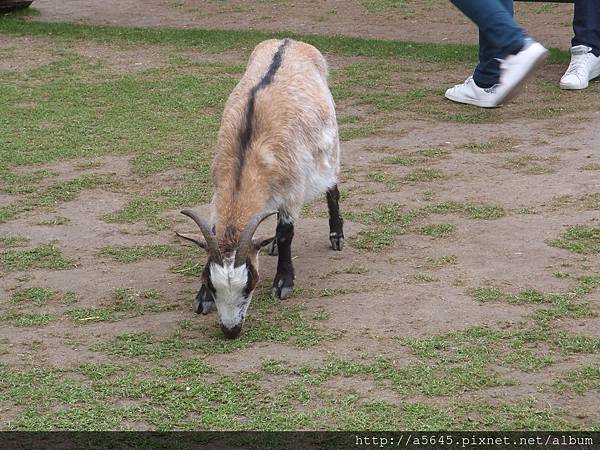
[205,278,216,294]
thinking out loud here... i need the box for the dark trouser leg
[573,0,600,57]
[474,0,515,87]
[326,185,344,251]
[451,0,526,84]
[272,220,294,299]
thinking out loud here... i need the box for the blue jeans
[573,0,600,56]
[451,0,527,87]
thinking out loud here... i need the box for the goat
[177,38,344,339]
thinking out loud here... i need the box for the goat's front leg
[268,213,279,256]
[326,185,344,251]
[272,219,295,299]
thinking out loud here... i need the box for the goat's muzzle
[221,323,242,339]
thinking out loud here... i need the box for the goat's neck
[214,180,271,253]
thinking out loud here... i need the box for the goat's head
[177,209,276,339]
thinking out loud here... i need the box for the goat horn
[234,210,278,267]
[180,209,223,265]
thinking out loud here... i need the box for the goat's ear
[252,235,275,250]
[176,232,208,250]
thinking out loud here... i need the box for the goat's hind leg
[326,184,344,251]
[272,218,295,300]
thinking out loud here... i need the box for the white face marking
[209,258,252,329]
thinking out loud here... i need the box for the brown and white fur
[178,39,344,339]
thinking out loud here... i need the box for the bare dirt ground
[1,0,600,431]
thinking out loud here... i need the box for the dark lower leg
[474,29,502,87]
[269,213,280,256]
[272,221,294,299]
[572,0,600,56]
[326,185,344,251]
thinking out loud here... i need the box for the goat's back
[213,39,339,222]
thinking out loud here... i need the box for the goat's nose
[221,323,242,339]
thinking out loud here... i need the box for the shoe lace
[566,55,588,75]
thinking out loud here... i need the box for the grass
[461,137,517,154]
[0,174,119,223]
[555,366,600,394]
[0,243,75,272]
[417,223,456,238]
[0,15,487,63]
[351,201,504,251]
[403,168,444,183]
[65,288,175,323]
[549,225,600,254]
[98,245,182,263]
[361,0,411,14]
[469,276,600,323]
[10,287,75,306]
[1,312,57,327]
[0,235,28,248]
[421,255,457,270]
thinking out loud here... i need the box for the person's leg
[446,0,547,107]
[561,0,600,89]
[452,0,525,68]
[473,0,520,88]
[572,0,600,56]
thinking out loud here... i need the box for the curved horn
[180,209,223,265]
[234,210,278,267]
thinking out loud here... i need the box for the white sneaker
[444,76,500,108]
[560,45,600,90]
[495,41,549,105]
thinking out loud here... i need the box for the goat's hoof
[329,232,344,251]
[272,275,294,300]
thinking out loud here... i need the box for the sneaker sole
[560,66,600,90]
[444,91,498,108]
[497,45,549,105]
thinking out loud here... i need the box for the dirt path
[31,0,575,50]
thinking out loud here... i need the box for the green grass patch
[555,365,600,394]
[549,225,600,254]
[65,287,175,323]
[469,276,599,322]
[361,0,411,14]
[1,312,57,327]
[92,292,336,358]
[351,201,504,252]
[417,223,456,238]
[421,255,457,270]
[0,174,119,223]
[0,243,76,272]
[402,168,444,183]
[0,17,488,63]
[10,287,75,306]
[351,227,400,252]
[0,235,28,248]
[98,244,181,263]
[461,137,517,154]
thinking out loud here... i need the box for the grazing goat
[177,38,344,339]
